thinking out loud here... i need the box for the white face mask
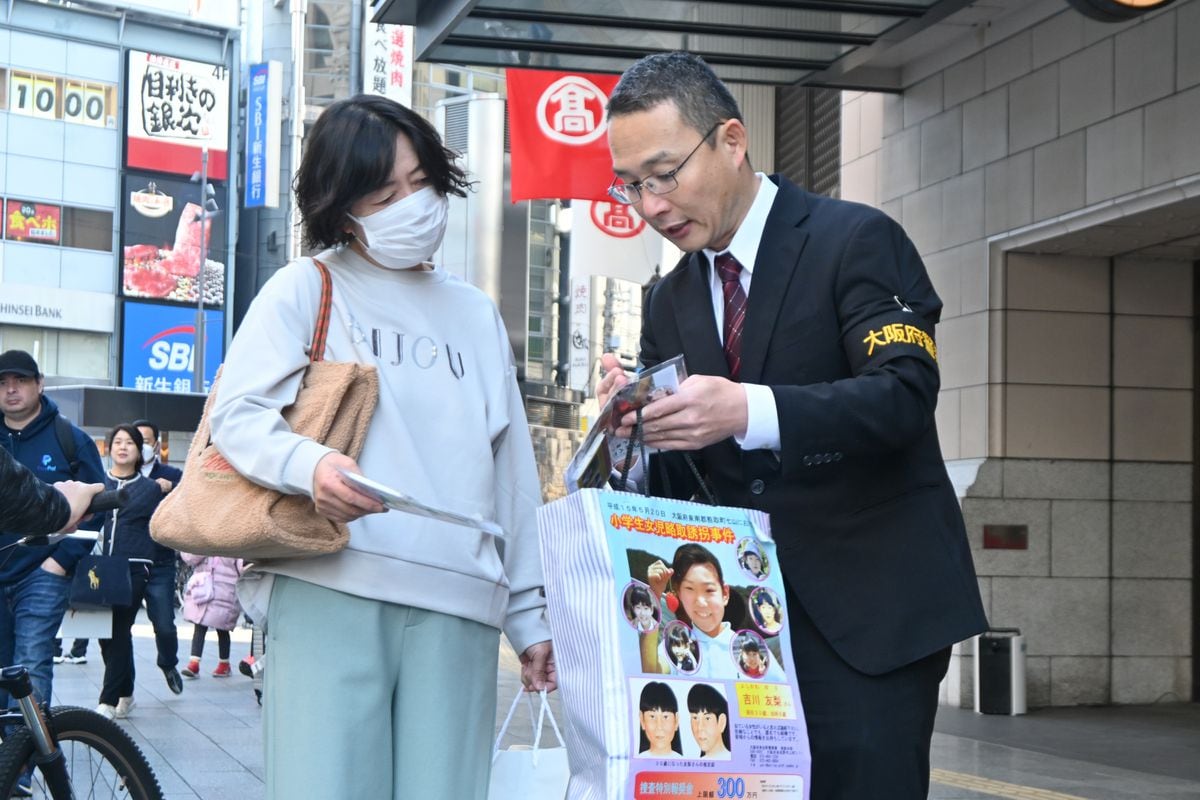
[141,443,157,464]
[349,186,448,270]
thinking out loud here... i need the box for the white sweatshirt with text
[209,247,550,653]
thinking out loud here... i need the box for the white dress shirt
[701,173,781,452]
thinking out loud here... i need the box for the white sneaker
[115,696,136,718]
[95,703,117,720]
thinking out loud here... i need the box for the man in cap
[0,349,105,715]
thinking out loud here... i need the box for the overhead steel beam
[441,34,834,71]
[468,7,878,46]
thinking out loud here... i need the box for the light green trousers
[264,576,500,800]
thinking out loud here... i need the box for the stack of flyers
[565,355,688,492]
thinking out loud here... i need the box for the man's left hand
[618,375,748,451]
[519,640,557,693]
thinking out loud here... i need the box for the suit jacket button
[750,479,765,495]
[802,455,812,466]
[834,452,844,462]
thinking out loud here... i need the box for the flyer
[600,492,810,798]
[338,471,504,537]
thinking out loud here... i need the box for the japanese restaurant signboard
[362,22,413,108]
[125,49,230,180]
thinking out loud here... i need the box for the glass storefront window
[1,201,113,252]
[62,207,114,252]
[0,326,109,380]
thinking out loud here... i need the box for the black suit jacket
[641,175,987,675]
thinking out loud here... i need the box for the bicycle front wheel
[0,706,163,799]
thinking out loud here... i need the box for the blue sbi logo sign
[121,301,223,393]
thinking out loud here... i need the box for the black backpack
[53,416,81,478]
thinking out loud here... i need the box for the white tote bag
[538,489,811,800]
[488,689,569,800]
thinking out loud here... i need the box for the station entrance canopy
[368,0,984,91]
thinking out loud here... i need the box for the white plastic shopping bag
[57,607,112,639]
[488,689,569,800]
[538,488,812,800]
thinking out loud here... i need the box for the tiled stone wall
[842,1,1199,707]
[840,0,1200,462]
[961,459,1192,707]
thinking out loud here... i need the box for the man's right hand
[596,352,631,409]
[53,481,104,532]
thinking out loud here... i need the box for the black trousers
[785,579,950,800]
[98,564,151,707]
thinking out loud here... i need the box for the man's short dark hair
[607,52,742,137]
[294,94,470,251]
[131,419,159,440]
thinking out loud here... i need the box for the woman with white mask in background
[208,95,555,799]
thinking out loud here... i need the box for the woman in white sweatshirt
[208,94,555,799]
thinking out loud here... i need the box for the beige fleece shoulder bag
[150,259,379,560]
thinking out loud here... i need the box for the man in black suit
[597,52,987,799]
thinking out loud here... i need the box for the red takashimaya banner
[506,68,620,203]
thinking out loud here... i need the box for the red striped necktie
[715,252,746,380]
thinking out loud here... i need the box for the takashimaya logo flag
[506,68,620,203]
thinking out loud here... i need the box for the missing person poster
[602,493,810,799]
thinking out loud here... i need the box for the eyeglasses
[607,121,722,205]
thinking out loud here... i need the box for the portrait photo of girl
[623,581,661,633]
[732,631,771,679]
[749,586,784,635]
[736,537,769,581]
[663,621,699,674]
[687,683,731,760]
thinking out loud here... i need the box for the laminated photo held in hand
[565,355,687,492]
[538,489,811,799]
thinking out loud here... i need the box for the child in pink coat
[180,554,244,677]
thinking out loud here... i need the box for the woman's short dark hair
[106,424,144,471]
[294,94,469,251]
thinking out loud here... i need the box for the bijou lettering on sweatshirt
[208,248,550,654]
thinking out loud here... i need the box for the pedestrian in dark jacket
[93,423,176,720]
[1,349,105,713]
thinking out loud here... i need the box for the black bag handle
[614,408,719,506]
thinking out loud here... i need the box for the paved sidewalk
[45,618,1200,799]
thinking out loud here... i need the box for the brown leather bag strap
[310,259,334,363]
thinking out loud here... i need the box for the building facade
[0,0,238,401]
[840,0,1197,706]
